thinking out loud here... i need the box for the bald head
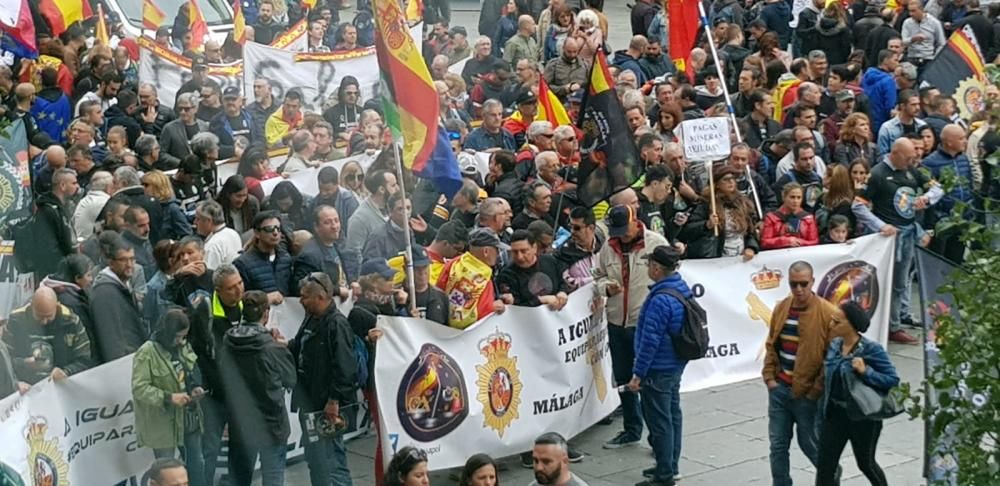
[940,124,967,154]
[46,145,67,169]
[518,15,536,33]
[890,137,917,168]
[629,35,649,52]
[32,287,59,324]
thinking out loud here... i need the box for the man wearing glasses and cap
[210,86,258,159]
[175,55,210,106]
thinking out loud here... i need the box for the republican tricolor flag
[0,0,37,58]
[143,0,168,30]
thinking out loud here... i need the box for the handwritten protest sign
[679,117,732,162]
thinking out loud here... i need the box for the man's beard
[534,465,562,485]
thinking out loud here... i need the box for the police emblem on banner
[396,343,468,441]
[817,261,880,317]
[475,330,522,438]
[25,418,68,486]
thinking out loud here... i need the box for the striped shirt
[777,307,804,385]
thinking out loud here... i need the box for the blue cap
[360,259,396,279]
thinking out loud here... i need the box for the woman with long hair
[654,102,684,143]
[264,181,308,232]
[816,3,853,64]
[41,254,96,341]
[833,113,878,167]
[237,147,279,202]
[761,182,820,250]
[543,5,575,62]
[678,166,759,260]
[131,308,206,486]
[815,302,899,486]
[143,170,193,241]
[143,240,180,326]
[849,159,870,192]
[492,0,521,57]
[746,32,791,85]
[919,125,939,156]
[385,446,430,486]
[340,160,368,197]
[460,453,499,486]
[820,164,857,236]
[216,175,260,235]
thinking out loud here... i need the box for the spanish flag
[232,0,247,44]
[95,4,110,46]
[576,51,643,207]
[143,0,167,30]
[920,25,987,99]
[509,78,571,126]
[667,0,700,75]
[187,0,209,49]
[405,0,423,22]
[373,0,462,197]
[39,0,93,36]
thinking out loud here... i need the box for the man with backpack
[629,245,699,486]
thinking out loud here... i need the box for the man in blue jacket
[861,50,899,135]
[628,245,691,486]
[921,124,976,263]
[612,35,650,86]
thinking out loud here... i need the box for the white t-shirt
[204,226,244,270]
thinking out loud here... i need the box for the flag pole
[697,2,763,221]
[390,143,419,316]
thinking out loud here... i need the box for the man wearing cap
[503,90,540,147]
[822,90,858,158]
[443,26,472,65]
[594,204,669,450]
[544,37,587,101]
[176,55,209,106]
[630,245,692,486]
[436,228,508,329]
[210,86,257,159]
[408,246,450,325]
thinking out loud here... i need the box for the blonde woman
[833,113,878,166]
[143,170,193,240]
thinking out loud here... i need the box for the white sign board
[679,117,732,162]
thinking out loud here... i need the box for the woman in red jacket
[761,182,819,250]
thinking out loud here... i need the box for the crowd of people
[3,0,994,483]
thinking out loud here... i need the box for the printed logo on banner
[817,261,880,317]
[25,418,69,486]
[397,343,469,441]
[751,266,783,290]
[0,462,23,486]
[475,330,522,438]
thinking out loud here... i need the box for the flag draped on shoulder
[668,0,700,75]
[919,25,986,99]
[373,0,461,197]
[508,78,571,126]
[0,0,37,58]
[575,51,643,207]
[39,0,93,36]
[143,0,168,30]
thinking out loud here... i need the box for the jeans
[201,395,229,486]
[890,226,917,332]
[299,414,353,486]
[153,431,206,486]
[816,405,887,486]
[640,371,683,483]
[609,324,643,440]
[228,441,288,486]
[767,382,821,486]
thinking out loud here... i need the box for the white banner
[0,297,366,486]
[675,234,894,391]
[374,283,619,470]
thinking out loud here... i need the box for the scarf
[440,252,495,329]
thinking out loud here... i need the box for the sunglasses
[304,272,330,295]
[571,224,588,231]
[345,173,363,182]
[177,106,194,112]
[789,280,811,289]
[258,224,281,234]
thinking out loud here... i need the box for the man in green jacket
[3,287,91,389]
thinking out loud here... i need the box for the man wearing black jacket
[31,168,77,280]
[221,291,295,486]
[290,272,357,486]
[89,233,147,363]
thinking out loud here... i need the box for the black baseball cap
[642,245,682,269]
[223,86,241,99]
[606,205,636,238]
[411,246,431,267]
[191,55,208,70]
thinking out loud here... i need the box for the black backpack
[655,288,710,360]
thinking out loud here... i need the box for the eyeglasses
[304,272,330,295]
[571,224,588,231]
[177,105,194,112]
[789,280,811,289]
[258,224,281,234]
[345,173,363,182]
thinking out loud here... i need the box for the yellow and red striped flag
[95,4,110,45]
[143,0,168,30]
[373,0,462,196]
[232,0,247,44]
[188,0,209,49]
[508,78,571,126]
[405,0,423,22]
[38,0,92,36]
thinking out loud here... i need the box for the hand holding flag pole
[697,2,763,221]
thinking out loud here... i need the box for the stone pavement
[278,336,926,486]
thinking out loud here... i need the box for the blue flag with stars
[30,92,71,144]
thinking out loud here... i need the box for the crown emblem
[751,266,783,290]
[479,330,512,357]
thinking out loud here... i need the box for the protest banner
[0,118,30,229]
[676,234,893,390]
[374,283,619,470]
[678,117,732,162]
[0,240,32,323]
[136,20,308,109]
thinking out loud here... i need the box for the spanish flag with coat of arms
[372,0,462,198]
